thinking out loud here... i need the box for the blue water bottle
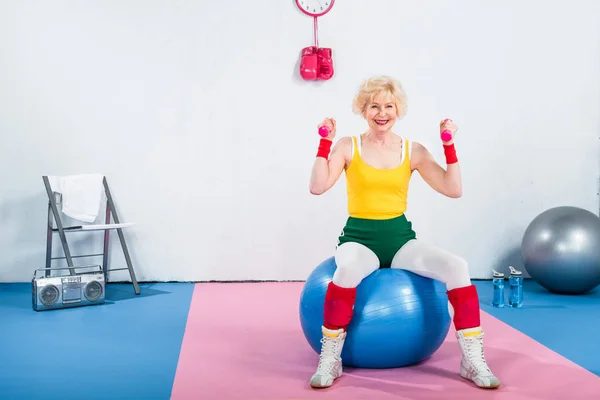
[491,269,504,308]
[508,266,523,308]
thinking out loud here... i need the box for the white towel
[48,174,105,223]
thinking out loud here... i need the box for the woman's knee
[333,242,379,288]
[447,253,469,274]
[444,253,472,290]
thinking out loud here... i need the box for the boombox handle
[33,265,104,280]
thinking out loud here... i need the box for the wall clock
[295,0,335,18]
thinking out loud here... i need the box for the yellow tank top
[345,136,413,220]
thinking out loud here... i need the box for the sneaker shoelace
[316,336,342,374]
[463,334,492,375]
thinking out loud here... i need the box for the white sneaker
[456,327,501,389]
[309,326,346,388]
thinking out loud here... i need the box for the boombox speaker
[32,265,105,311]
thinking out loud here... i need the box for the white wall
[1,0,599,283]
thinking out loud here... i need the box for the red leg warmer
[323,282,356,331]
[447,284,481,330]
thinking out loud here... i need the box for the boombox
[32,265,105,311]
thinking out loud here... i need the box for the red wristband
[316,138,332,159]
[443,143,458,164]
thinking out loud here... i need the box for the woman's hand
[318,117,337,141]
[440,118,458,145]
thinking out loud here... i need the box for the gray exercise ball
[521,206,600,294]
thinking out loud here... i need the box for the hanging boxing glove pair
[300,47,334,81]
[299,16,334,81]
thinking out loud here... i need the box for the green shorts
[336,214,417,269]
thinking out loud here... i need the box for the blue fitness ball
[299,257,451,369]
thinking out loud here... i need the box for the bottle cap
[509,266,522,276]
[492,269,504,278]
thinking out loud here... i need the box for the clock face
[296,0,335,17]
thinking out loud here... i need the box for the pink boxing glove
[300,46,318,81]
[317,48,334,80]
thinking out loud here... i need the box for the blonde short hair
[352,76,408,119]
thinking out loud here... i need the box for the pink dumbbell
[440,118,452,142]
[319,126,330,137]
[441,130,452,142]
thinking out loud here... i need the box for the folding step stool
[42,175,140,295]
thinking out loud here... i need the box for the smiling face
[364,91,397,133]
[352,76,408,132]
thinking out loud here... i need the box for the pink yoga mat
[171,282,600,399]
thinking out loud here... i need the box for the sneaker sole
[460,370,500,389]
[309,372,342,389]
[310,379,337,389]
